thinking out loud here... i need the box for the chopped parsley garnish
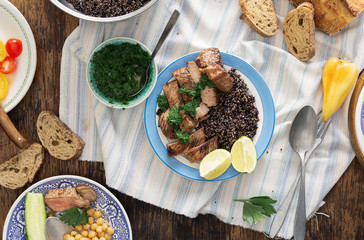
[167,106,183,128]
[179,74,216,101]
[157,94,169,111]
[175,129,190,143]
[180,98,200,116]
[91,42,152,105]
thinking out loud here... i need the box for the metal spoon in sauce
[289,105,318,240]
[45,217,75,240]
[128,9,180,97]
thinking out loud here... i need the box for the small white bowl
[49,0,158,22]
[87,37,158,109]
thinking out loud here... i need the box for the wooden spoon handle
[0,106,27,148]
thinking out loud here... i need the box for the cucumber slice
[25,192,47,240]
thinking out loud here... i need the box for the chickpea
[96,226,103,233]
[83,224,91,230]
[75,225,83,232]
[75,234,82,240]
[64,234,71,240]
[71,231,78,236]
[102,223,108,231]
[104,233,112,240]
[92,238,99,240]
[91,223,97,230]
[88,230,97,238]
[97,232,105,238]
[81,230,89,237]
[68,237,76,240]
[87,208,95,216]
[94,211,102,218]
[99,237,106,240]
[96,218,104,226]
[88,217,94,224]
[107,227,114,235]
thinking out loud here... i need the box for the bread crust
[239,0,279,37]
[344,0,364,16]
[283,2,315,61]
[0,143,44,189]
[37,111,85,161]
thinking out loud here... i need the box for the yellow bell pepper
[322,57,358,121]
[0,72,9,100]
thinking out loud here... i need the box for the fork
[269,112,331,238]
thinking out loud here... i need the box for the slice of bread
[0,143,44,189]
[283,2,315,61]
[37,111,85,160]
[289,0,312,8]
[239,0,279,37]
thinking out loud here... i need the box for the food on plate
[231,136,257,173]
[322,57,358,121]
[5,38,23,57]
[157,48,259,164]
[0,41,7,62]
[0,143,44,189]
[64,208,115,240]
[65,0,152,18]
[44,184,97,212]
[0,56,17,74]
[25,192,47,240]
[90,42,152,104]
[0,73,9,100]
[238,0,279,37]
[283,2,315,62]
[199,149,232,180]
[36,111,85,160]
[310,0,364,35]
[289,0,311,7]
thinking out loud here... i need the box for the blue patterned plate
[3,175,132,240]
[144,51,275,181]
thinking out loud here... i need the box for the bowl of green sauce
[87,37,158,109]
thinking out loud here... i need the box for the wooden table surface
[1,1,363,239]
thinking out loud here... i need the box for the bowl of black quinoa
[87,37,158,109]
[49,0,157,22]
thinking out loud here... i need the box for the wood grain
[0,1,363,239]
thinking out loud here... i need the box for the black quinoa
[66,0,151,18]
[198,68,259,151]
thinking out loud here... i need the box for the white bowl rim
[49,0,158,23]
[86,37,158,109]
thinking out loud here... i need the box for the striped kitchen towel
[59,0,364,238]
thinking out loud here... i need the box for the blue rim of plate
[3,175,132,240]
[144,52,275,181]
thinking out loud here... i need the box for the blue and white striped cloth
[59,0,364,238]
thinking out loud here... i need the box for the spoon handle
[150,10,180,60]
[294,151,307,240]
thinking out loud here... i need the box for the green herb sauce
[91,42,152,104]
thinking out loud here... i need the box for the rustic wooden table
[1,1,363,239]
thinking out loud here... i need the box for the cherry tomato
[0,73,9,100]
[0,56,17,74]
[0,41,7,62]
[5,38,23,57]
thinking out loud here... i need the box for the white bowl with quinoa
[49,0,157,22]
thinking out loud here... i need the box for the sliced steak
[158,109,176,139]
[187,61,201,83]
[172,67,194,102]
[195,102,210,121]
[166,128,206,157]
[179,114,198,133]
[45,186,91,212]
[201,64,233,93]
[201,87,218,107]
[184,136,219,163]
[75,184,97,202]
[163,80,183,107]
[195,48,223,68]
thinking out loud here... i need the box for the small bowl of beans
[49,0,158,22]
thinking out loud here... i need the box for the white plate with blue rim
[144,51,275,181]
[0,0,37,113]
[3,175,132,239]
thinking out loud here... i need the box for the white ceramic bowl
[87,37,158,109]
[49,0,158,22]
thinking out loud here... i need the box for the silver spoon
[128,9,180,97]
[289,105,317,240]
[45,217,75,240]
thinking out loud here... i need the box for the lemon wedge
[199,149,231,180]
[231,136,257,173]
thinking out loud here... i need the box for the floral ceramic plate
[0,0,37,112]
[3,175,132,240]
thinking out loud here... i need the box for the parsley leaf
[60,207,89,226]
[175,129,190,143]
[234,196,277,225]
[167,106,183,128]
[157,94,169,111]
[180,98,200,117]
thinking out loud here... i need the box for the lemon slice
[199,149,232,180]
[231,136,257,173]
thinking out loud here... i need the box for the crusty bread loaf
[0,143,44,189]
[310,0,363,35]
[37,111,85,160]
[283,2,315,61]
[239,0,279,37]
[289,0,312,7]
